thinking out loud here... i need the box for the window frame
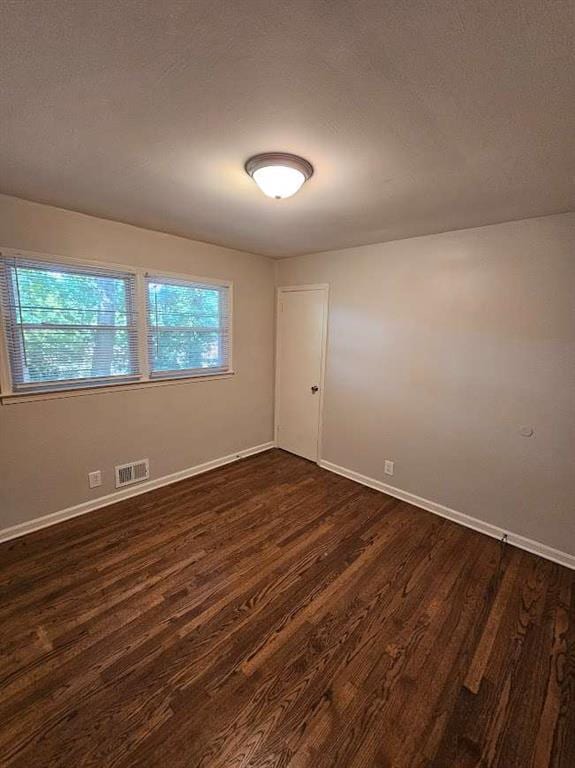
[0,249,234,401]
[145,273,232,381]
[1,259,142,393]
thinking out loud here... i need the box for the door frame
[274,284,329,463]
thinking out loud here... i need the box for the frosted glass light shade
[245,153,313,199]
[252,165,306,199]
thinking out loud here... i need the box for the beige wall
[0,194,275,530]
[276,213,575,556]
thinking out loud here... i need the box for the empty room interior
[1,2,574,766]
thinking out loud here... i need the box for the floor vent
[115,459,150,488]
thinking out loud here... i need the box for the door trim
[275,284,329,463]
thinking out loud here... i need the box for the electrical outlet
[384,460,394,476]
[88,470,102,489]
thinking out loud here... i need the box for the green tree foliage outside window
[1,259,231,392]
[147,280,225,373]
[8,266,135,384]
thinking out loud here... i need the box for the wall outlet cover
[88,470,102,489]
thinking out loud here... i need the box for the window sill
[0,371,236,405]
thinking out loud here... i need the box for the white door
[276,287,327,461]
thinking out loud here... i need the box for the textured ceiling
[0,0,574,258]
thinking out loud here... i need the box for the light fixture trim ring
[245,152,314,181]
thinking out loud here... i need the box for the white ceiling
[0,0,573,258]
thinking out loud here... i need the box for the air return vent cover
[115,459,150,488]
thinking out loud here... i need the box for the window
[146,275,231,378]
[0,257,140,392]
[0,254,233,396]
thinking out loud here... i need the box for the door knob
[311,385,319,393]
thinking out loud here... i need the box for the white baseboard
[0,442,276,544]
[319,459,575,571]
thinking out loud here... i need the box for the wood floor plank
[0,448,573,767]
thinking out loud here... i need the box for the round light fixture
[245,152,313,199]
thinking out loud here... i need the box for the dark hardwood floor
[0,448,573,767]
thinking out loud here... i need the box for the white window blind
[145,275,231,378]
[0,256,140,392]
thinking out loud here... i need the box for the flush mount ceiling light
[245,152,313,199]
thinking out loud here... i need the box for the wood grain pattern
[0,448,573,767]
